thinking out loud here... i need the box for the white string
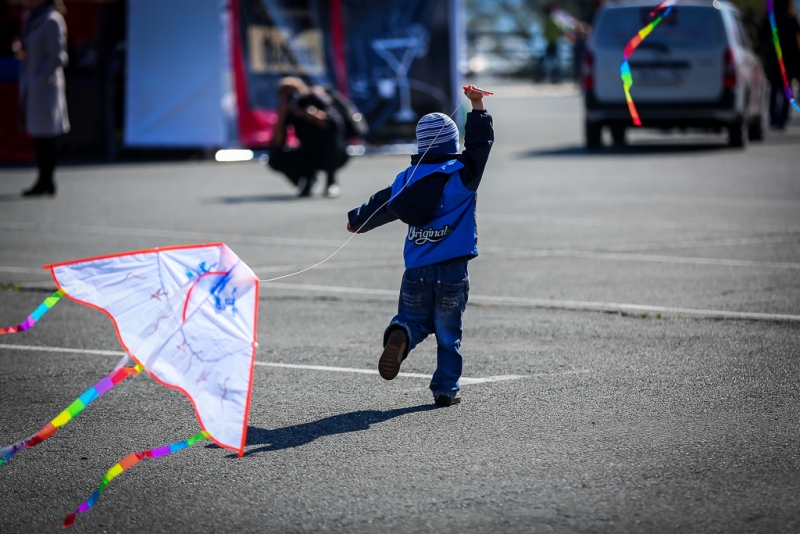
[259,97,469,284]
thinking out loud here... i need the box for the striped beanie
[416,113,459,154]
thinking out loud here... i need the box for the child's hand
[347,223,356,233]
[463,85,492,110]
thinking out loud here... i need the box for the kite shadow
[229,404,440,457]
[203,194,302,205]
[517,143,729,158]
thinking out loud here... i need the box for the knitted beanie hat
[416,113,459,154]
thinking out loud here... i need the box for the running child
[346,85,494,406]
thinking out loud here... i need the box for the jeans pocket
[437,279,467,311]
[400,276,424,309]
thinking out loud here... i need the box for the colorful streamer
[620,0,677,126]
[0,363,143,466]
[0,289,65,334]
[63,431,210,528]
[766,0,800,113]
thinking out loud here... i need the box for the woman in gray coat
[19,0,69,197]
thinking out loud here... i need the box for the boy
[346,85,493,406]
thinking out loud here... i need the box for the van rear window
[594,6,726,48]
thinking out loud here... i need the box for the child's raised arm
[458,86,494,191]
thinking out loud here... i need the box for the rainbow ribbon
[766,0,800,113]
[0,363,143,466]
[621,0,677,126]
[63,431,210,528]
[1,289,65,334]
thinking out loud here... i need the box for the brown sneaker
[378,328,408,380]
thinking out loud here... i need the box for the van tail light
[723,47,737,89]
[581,48,594,91]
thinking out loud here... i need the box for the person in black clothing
[345,85,493,406]
[267,77,349,197]
[19,0,69,197]
[760,0,800,129]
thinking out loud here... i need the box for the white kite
[0,243,259,526]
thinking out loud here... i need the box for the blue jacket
[347,110,493,267]
[390,159,476,268]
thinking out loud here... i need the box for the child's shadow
[232,404,439,457]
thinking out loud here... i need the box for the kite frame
[43,242,259,456]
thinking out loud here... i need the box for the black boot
[22,181,56,197]
[26,137,58,197]
[298,174,316,197]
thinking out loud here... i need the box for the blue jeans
[384,257,470,397]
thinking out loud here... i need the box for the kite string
[766,0,800,113]
[259,98,468,283]
[0,362,143,466]
[62,430,209,528]
[0,289,65,335]
[620,0,676,126]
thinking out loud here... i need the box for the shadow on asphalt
[0,194,26,202]
[223,404,440,456]
[203,194,301,204]
[517,143,731,158]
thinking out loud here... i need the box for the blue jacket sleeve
[459,110,494,191]
[347,186,398,233]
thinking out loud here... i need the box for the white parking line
[259,282,800,322]
[4,242,798,281]
[0,221,395,250]
[481,213,800,233]
[252,361,527,384]
[2,278,797,322]
[252,259,400,274]
[482,249,800,269]
[528,194,800,210]
[0,266,43,274]
[0,343,125,356]
[595,235,793,252]
[0,344,531,385]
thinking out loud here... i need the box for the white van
[582,0,767,148]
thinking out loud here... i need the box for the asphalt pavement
[1,85,799,533]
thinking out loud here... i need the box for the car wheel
[748,116,764,141]
[611,125,626,147]
[586,120,602,150]
[728,117,747,148]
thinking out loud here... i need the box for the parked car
[581,0,767,148]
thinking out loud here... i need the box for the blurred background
[0,0,798,162]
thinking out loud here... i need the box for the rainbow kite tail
[620,61,642,126]
[620,1,674,126]
[766,0,800,114]
[63,431,210,528]
[0,363,143,467]
[786,88,800,113]
[1,289,65,335]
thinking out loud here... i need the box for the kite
[765,0,800,113]
[0,243,259,526]
[620,0,677,126]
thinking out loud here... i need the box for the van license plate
[631,67,684,85]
